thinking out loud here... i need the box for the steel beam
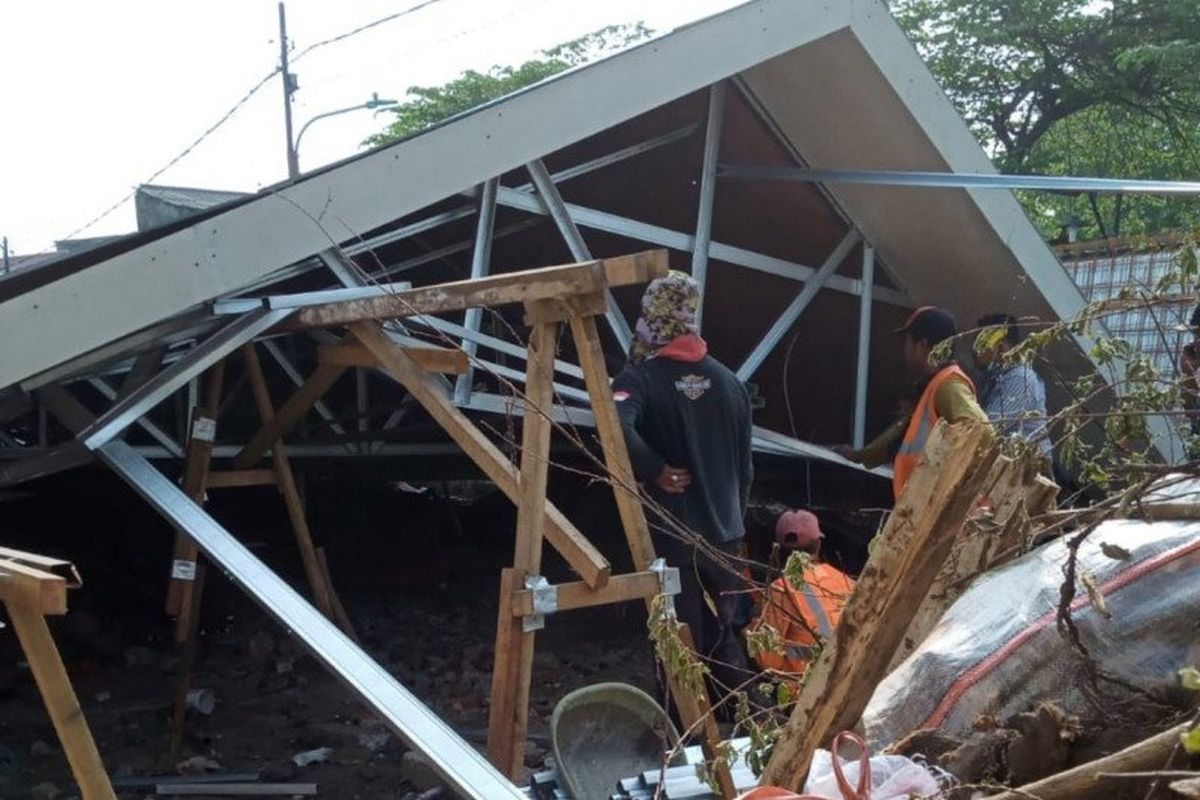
[410,316,585,382]
[853,244,875,448]
[691,82,726,330]
[455,178,500,405]
[86,378,184,458]
[526,159,634,351]
[78,309,291,451]
[491,186,910,307]
[718,165,1200,195]
[97,440,525,799]
[736,230,861,381]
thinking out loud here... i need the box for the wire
[57,0,451,242]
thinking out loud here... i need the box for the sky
[0,0,740,256]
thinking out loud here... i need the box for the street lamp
[289,92,399,177]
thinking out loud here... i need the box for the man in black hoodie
[613,270,754,695]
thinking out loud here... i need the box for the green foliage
[1180,665,1200,690]
[1182,725,1200,755]
[745,621,783,661]
[647,594,709,698]
[365,24,653,146]
[889,0,1200,239]
[782,550,813,591]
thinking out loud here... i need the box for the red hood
[656,334,708,362]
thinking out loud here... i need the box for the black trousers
[653,534,754,704]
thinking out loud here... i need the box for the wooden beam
[0,442,93,488]
[232,362,346,469]
[0,560,69,615]
[762,421,997,789]
[488,319,558,776]
[349,320,611,589]
[293,250,667,329]
[205,469,278,489]
[6,600,116,799]
[318,343,469,374]
[510,570,663,617]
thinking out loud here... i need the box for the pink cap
[775,509,823,549]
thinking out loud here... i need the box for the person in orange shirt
[749,509,855,676]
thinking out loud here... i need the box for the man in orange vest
[749,509,855,676]
[835,306,989,500]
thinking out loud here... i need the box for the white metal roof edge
[0,0,854,389]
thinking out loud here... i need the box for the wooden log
[487,319,557,776]
[985,722,1189,800]
[318,342,469,374]
[6,601,117,800]
[349,320,611,589]
[762,421,997,789]
[293,250,667,329]
[233,362,346,469]
[205,469,278,489]
[510,570,662,617]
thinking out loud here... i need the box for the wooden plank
[762,421,997,789]
[0,560,69,615]
[349,320,611,589]
[318,343,469,374]
[0,441,93,488]
[567,311,733,798]
[315,547,357,642]
[510,570,662,617]
[155,783,317,796]
[294,250,667,329]
[485,568,524,775]
[242,345,338,622]
[488,319,557,776]
[205,469,278,489]
[232,362,346,469]
[6,601,117,800]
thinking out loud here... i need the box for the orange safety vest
[892,364,975,500]
[750,563,855,675]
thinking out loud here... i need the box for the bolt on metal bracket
[649,557,681,619]
[523,575,556,632]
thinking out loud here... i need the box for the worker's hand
[832,444,862,463]
[655,465,693,494]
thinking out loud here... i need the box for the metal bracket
[523,575,556,632]
[649,558,681,618]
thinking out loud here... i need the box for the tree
[890,0,1200,239]
[365,23,653,147]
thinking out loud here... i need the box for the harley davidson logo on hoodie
[674,374,711,400]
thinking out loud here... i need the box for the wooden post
[1,554,116,800]
[241,344,346,628]
[762,421,997,789]
[567,309,735,799]
[486,318,557,776]
[232,362,346,469]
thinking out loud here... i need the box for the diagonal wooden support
[318,342,469,374]
[486,318,557,775]
[349,320,611,589]
[567,309,735,799]
[1,554,116,800]
[242,344,355,637]
[762,421,997,790]
[233,362,346,469]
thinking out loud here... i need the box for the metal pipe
[691,82,726,331]
[718,165,1200,195]
[735,230,861,381]
[455,178,499,405]
[853,244,874,448]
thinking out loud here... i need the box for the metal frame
[735,230,861,381]
[526,159,634,350]
[455,178,500,405]
[260,340,347,438]
[85,378,183,458]
[97,440,525,800]
[78,309,291,451]
[719,164,1200,195]
[853,244,875,448]
[691,82,726,330]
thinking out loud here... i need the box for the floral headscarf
[629,270,701,363]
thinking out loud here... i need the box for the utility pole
[279,2,300,179]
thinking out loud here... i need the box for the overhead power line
[57,0,451,243]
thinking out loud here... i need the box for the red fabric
[656,334,708,362]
